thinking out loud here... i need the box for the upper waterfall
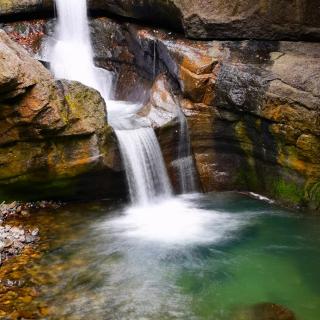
[50,0,111,99]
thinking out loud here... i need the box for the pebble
[25,235,34,244]
[4,238,13,248]
[21,210,29,217]
[31,228,39,237]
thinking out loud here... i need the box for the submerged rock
[0,30,124,201]
[231,302,296,320]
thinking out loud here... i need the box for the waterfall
[115,128,172,204]
[174,109,197,193]
[50,0,172,205]
[50,0,112,97]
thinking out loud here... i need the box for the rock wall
[0,30,124,201]
[0,0,320,41]
[1,8,320,211]
[112,23,320,212]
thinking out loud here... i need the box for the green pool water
[2,192,320,319]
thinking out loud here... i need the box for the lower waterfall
[114,128,172,204]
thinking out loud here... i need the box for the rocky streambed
[0,201,63,266]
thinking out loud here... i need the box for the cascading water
[25,5,316,319]
[40,8,279,318]
[174,108,197,193]
[50,0,232,246]
[50,0,172,205]
[115,128,172,204]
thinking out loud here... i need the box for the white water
[50,0,172,205]
[107,194,245,245]
[115,127,172,204]
[50,0,112,97]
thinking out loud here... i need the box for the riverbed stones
[0,200,64,264]
[0,224,38,265]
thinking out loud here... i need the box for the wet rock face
[87,19,320,211]
[0,30,124,201]
[102,22,319,211]
[0,19,46,56]
[0,0,320,41]
[0,0,52,17]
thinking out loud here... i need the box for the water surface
[1,193,320,320]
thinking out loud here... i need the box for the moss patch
[235,160,260,190]
[271,178,304,205]
[306,181,320,211]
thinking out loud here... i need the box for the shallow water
[1,193,320,319]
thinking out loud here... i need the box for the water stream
[50,0,173,205]
[50,0,112,97]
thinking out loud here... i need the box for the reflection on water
[1,193,320,320]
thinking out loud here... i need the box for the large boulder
[0,30,124,201]
[0,0,320,41]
